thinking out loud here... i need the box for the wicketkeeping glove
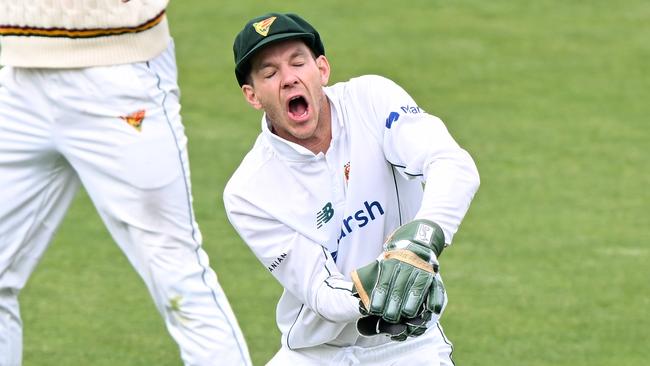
[351,219,446,328]
[355,269,445,341]
[356,312,431,341]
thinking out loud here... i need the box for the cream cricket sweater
[0,0,171,67]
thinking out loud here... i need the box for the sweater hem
[0,17,170,67]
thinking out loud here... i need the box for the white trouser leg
[0,66,81,366]
[53,42,251,366]
[0,40,251,365]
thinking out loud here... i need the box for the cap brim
[236,32,315,71]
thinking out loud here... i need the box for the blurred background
[19,1,649,365]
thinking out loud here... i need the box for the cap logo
[253,16,277,36]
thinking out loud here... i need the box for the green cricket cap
[233,13,325,86]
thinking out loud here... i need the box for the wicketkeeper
[224,12,480,365]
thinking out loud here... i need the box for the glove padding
[357,314,428,342]
[356,274,445,341]
[351,220,446,325]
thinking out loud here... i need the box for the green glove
[351,220,446,324]
[356,313,428,341]
[355,268,446,341]
[356,273,445,341]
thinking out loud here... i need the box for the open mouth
[288,95,309,120]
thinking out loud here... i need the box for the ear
[242,84,263,110]
[316,55,331,86]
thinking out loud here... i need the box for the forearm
[314,274,361,323]
[226,202,361,323]
[416,148,480,244]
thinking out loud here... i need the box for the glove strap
[351,269,371,311]
[383,249,436,274]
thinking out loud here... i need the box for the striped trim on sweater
[0,10,165,39]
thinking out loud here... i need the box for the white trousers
[0,42,251,366]
[267,322,455,366]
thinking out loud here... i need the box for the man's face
[242,39,331,148]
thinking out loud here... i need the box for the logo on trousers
[120,109,146,131]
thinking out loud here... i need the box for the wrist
[385,219,446,257]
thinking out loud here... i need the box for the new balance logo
[317,202,334,228]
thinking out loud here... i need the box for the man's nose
[280,68,299,88]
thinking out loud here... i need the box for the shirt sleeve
[358,75,480,244]
[223,190,361,324]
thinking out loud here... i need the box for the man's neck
[304,98,332,155]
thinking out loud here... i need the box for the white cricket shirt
[224,75,479,350]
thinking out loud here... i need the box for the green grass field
[18,1,649,365]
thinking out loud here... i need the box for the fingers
[380,263,431,323]
[426,277,446,315]
[354,258,445,324]
[368,259,397,315]
[382,264,411,323]
[372,262,438,322]
[402,271,434,318]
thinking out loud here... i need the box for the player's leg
[393,322,454,366]
[57,42,251,366]
[433,322,455,366]
[328,321,453,366]
[267,345,340,365]
[0,67,81,365]
[405,322,454,366]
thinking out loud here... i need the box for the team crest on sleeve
[253,16,277,36]
[120,109,146,131]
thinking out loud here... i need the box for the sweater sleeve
[354,75,480,244]
[224,187,361,323]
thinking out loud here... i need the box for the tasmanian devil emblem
[120,109,146,131]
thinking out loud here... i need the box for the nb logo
[317,202,334,228]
